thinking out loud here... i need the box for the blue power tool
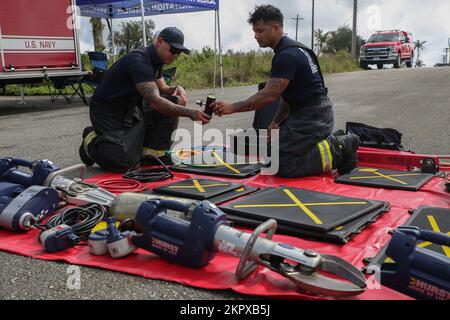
[0,182,59,232]
[380,227,450,300]
[132,200,226,268]
[124,198,367,297]
[0,158,115,207]
[0,158,59,187]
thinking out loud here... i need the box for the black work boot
[79,127,96,166]
[327,134,360,175]
[332,129,346,137]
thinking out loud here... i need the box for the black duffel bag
[346,122,404,151]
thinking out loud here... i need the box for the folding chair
[83,52,109,103]
[163,67,177,85]
[47,74,88,105]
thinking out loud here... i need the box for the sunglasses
[169,46,183,55]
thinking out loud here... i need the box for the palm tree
[90,18,105,52]
[314,29,330,56]
[414,40,426,67]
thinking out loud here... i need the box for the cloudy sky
[79,0,450,66]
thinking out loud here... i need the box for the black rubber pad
[171,163,262,179]
[146,185,259,205]
[153,179,242,200]
[220,187,388,233]
[170,149,263,179]
[227,201,390,244]
[207,185,260,205]
[335,168,434,191]
[363,206,450,274]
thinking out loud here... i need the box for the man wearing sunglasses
[79,27,212,173]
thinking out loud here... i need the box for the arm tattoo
[136,82,192,118]
[233,78,290,113]
[155,78,176,95]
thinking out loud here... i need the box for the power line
[351,0,358,59]
[311,0,315,49]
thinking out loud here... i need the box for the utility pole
[311,0,315,50]
[351,0,358,59]
[445,48,450,64]
[447,38,450,63]
[291,14,304,42]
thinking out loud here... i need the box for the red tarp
[0,149,449,300]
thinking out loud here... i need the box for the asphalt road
[0,66,449,300]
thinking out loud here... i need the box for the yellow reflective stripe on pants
[318,140,333,172]
[84,131,97,148]
[143,147,166,158]
[323,140,333,171]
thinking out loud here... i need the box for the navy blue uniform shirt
[92,45,163,103]
[270,36,328,106]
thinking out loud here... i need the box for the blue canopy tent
[76,0,224,93]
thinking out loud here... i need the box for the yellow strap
[192,179,206,193]
[212,151,241,174]
[283,189,323,225]
[426,215,450,257]
[169,183,230,190]
[234,201,368,209]
[350,173,422,180]
[357,170,408,185]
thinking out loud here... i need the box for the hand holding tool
[196,95,216,116]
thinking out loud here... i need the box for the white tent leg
[111,18,116,62]
[140,0,147,46]
[216,9,224,95]
[213,10,217,95]
[18,84,26,105]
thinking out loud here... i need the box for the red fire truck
[359,30,415,70]
[0,0,85,101]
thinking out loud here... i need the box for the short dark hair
[248,5,284,26]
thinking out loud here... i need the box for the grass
[1,49,360,96]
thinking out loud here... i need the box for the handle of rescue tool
[10,158,35,169]
[155,200,191,214]
[397,226,450,247]
[235,219,277,280]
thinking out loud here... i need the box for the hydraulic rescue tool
[0,182,59,232]
[379,227,450,300]
[111,196,367,297]
[0,158,116,207]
